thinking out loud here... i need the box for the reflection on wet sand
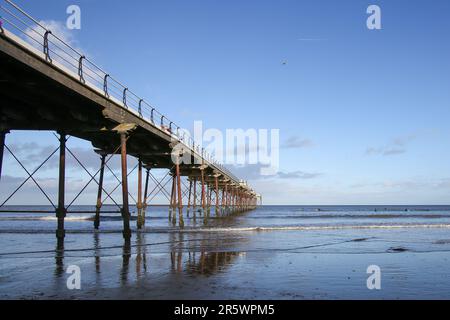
[52,229,245,289]
[55,239,64,278]
[186,251,242,275]
[94,232,100,274]
[169,233,243,275]
[135,231,147,276]
[170,232,184,273]
[121,239,131,284]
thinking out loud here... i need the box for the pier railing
[0,0,241,184]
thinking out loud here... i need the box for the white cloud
[365,134,416,156]
[281,136,314,149]
[22,20,102,85]
[24,20,79,50]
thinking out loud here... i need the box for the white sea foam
[0,216,92,221]
[1,223,450,234]
[39,215,92,221]
[172,224,450,233]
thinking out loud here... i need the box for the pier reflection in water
[54,240,64,278]
[121,232,148,284]
[50,228,247,290]
[168,232,242,275]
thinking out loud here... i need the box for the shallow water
[1,205,450,299]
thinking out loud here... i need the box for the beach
[1,205,450,299]
[1,0,450,305]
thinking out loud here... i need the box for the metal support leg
[223,185,227,214]
[176,163,184,228]
[120,132,131,240]
[143,168,150,226]
[215,176,219,214]
[239,192,242,212]
[94,153,106,229]
[0,130,8,182]
[187,179,192,216]
[207,184,211,216]
[137,157,143,229]
[238,192,241,213]
[170,173,176,225]
[201,169,206,212]
[232,189,236,214]
[193,177,197,216]
[229,189,232,214]
[238,191,241,213]
[221,187,225,213]
[56,132,66,241]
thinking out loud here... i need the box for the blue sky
[2,0,450,205]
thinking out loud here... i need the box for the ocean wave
[295,208,437,212]
[176,224,450,233]
[1,213,448,222]
[0,216,94,221]
[248,214,450,219]
[0,215,146,222]
[1,223,450,234]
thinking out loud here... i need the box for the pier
[0,0,259,243]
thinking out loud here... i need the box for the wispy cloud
[22,20,98,82]
[4,142,137,173]
[25,20,80,50]
[365,134,416,156]
[349,176,450,191]
[365,147,406,156]
[277,171,322,179]
[228,164,321,181]
[281,136,314,149]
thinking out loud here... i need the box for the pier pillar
[215,176,219,214]
[94,153,106,229]
[137,157,143,229]
[230,187,234,213]
[0,130,9,182]
[207,184,212,216]
[119,132,131,240]
[201,169,206,212]
[170,172,176,225]
[193,177,197,213]
[240,192,243,212]
[224,183,228,213]
[143,167,150,226]
[221,187,225,211]
[187,179,192,216]
[238,192,241,212]
[176,162,184,227]
[56,132,67,241]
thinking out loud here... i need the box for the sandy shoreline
[1,228,450,300]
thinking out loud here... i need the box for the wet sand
[1,227,450,299]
